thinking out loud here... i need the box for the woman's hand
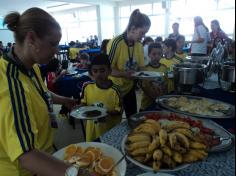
[62,97,78,110]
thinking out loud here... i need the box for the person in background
[189,16,210,56]
[46,58,67,93]
[155,36,163,45]
[143,36,154,65]
[160,38,181,93]
[107,9,151,119]
[210,20,229,51]
[76,52,90,70]
[68,41,79,62]
[4,42,12,53]
[100,39,110,54]
[140,42,167,111]
[168,22,181,40]
[0,7,89,176]
[80,54,122,142]
[0,41,4,57]
[175,35,188,60]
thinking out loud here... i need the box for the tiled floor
[53,89,142,150]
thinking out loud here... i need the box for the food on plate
[164,96,231,117]
[64,145,117,176]
[83,110,102,117]
[125,112,223,172]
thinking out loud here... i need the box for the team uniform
[81,82,122,142]
[140,64,167,110]
[69,47,79,61]
[175,52,188,61]
[107,32,145,118]
[0,54,53,176]
[160,56,182,93]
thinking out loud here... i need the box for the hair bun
[3,12,20,31]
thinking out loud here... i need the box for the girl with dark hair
[107,9,151,119]
[0,7,88,176]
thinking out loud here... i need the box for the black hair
[155,36,163,43]
[100,39,110,54]
[88,53,111,75]
[163,38,177,52]
[126,9,151,31]
[142,36,154,45]
[45,58,60,72]
[176,35,185,42]
[148,42,162,54]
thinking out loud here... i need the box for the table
[100,121,235,176]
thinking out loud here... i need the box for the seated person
[76,52,90,70]
[140,43,167,111]
[160,39,181,93]
[80,54,122,142]
[46,58,67,93]
[175,35,188,61]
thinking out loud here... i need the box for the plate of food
[66,70,78,76]
[157,95,235,119]
[122,111,234,173]
[132,71,164,80]
[53,142,127,176]
[70,106,108,120]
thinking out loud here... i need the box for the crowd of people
[0,6,235,176]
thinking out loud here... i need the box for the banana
[173,151,183,163]
[168,133,177,149]
[153,161,162,172]
[127,133,151,143]
[175,132,190,149]
[148,138,160,153]
[145,119,161,132]
[159,129,168,146]
[190,141,207,150]
[153,149,163,161]
[128,141,150,151]
[174,144,187,154]
[133,156,146,163]
[161,145,172,157]
[145,152,153,163]
[183,149,208,163]
[130,147,149,156]
[134,123,159,136]
[174,128,195,140]
[162,121,191,132]
[162,154,176,169]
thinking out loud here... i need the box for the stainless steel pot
[173,63,207,85]
[220,61,235,83]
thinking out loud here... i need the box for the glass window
[120,18,129,32]
[218,0,235,9]
[153,2,165,14]
[147,15,166,36]
[131,4,152,15]
[120,6,131,17]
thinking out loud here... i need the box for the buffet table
[100,121,235,176]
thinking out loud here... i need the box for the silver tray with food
[70,106,108,120]
[132,71,165,80]
[157,95,235,119]
[123,111,234,172]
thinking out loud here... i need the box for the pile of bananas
[126,119,208,171]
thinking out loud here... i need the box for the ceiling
[0,0,125,17]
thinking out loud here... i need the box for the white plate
[66,70,78,75]
[53,142,126,176]
[132,71,164,80]
[121,135,190,173]
[70,106,108,120]
[137,173,175,176]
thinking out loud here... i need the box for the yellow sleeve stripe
[80,82,94,100]
[6,64,34,152]
[111,84,123,113]
[108,34,124,64]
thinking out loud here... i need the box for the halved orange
[97,156,114,174]
[64,144,77,160]
[74,146,84,156]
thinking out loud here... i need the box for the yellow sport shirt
[0,55,53,176]
[140,64,167,110]
[107,33,145,95]
[69,47,79,60]
[81,82,122,142]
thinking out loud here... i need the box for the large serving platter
[157,95,235,119]
[53,142,127,176]
[123,111,234,173]
[132,71,165,80]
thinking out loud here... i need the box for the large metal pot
[173,63,207,85]
[220,61,235,83]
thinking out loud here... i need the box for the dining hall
[0,0,235,176]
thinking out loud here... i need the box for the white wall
[0,29,14,45]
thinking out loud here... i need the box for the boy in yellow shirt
[80,54,122,141]
[175,35,188,61]
[140,43,167,111]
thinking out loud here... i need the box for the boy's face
[176,38,185,50]
[162,44,172,55]
[91,65,111,83]
[149,48,163,65]
[80,58,88,66]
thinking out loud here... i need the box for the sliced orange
[65,144,77,155]
[74,146,84,156]
[97,156,114,174]
[90,148,102,161]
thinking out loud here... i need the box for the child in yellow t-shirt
[160,39,180,93]
[175,35,188,61]
[80,54,122,142]
[140,43,167,111]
